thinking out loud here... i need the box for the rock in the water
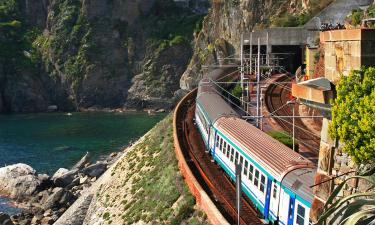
[0,164,41,200]
[52,169,79,188]
[51,168,69,180]
[0,213,14,225]
[81,162,107,178]
[71,152,90,170]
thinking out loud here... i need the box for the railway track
[175,95,263,225]
[265,75,321,158]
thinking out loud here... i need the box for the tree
[329,67,375,163]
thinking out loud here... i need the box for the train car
[194,71,316,225]
[195,78,238,151]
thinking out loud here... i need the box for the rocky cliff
[0,0,206,112]
[180,0,333,89]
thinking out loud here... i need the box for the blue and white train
[194,70,316,225]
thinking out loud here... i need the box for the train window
[223,142,227,153]
[260,175,266,193]
[296,204,306,225]
[215,136,219,147]
[226,145,230,158]
[239,156,243,166]
[235,151,239,164]
[244,161,248,176]
[273,184,277,199]
[230,148,234,162]
[254,169,259,187]
[249,164,254,181]
[219,138,223,151]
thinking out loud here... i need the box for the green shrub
[329,67,375,163]
[169,35,186,46]
[267,131,299,152]
[351,10,364,26]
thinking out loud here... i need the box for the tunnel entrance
[271,45,303,74]
[243,45,303,74]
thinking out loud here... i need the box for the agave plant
[317,167,375,225]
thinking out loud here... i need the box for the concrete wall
[245,28,318,46]
[322,29,375,83]
[173,89,230,225]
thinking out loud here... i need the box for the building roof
[214,117,315,180]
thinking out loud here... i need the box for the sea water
[0,111,165,214]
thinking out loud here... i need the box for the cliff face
[180,0,324,89]
[0,0,206,112]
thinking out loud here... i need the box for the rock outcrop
[0,0,207,112]
[0,164,42,200]
[0,153,116,225]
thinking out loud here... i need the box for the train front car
[212,117,316,225]
[195,78,238,156]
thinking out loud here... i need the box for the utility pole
[256,38,261,128]
[292,103,295,152]
[287,100,296,152]
[236,162,242,225]
[250,32,253,75]
[240,34,244,108]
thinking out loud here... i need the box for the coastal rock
[71,152,90,170]
[81,162,107,178]
[0,164,41,200]
[52,169,79,188]
[42,188,76,210]
[0,213,14,225]
[52,168,69,180]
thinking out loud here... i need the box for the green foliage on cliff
[270,0,333,27]
[41,0,92,82]
[329,67,375,163]
[350,9,364,26]
[0,0,41,73]
[142,0,204,50]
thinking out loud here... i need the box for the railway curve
[173,89,263,225]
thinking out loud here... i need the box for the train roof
[204,67,237,80]
[196,82,239,124]
[214,117,315,181]
[282,167,316,205]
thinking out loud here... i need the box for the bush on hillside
[267,131,299,152]
[329,67,375,163]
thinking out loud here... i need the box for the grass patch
[267,131,299,152]
[103,114,209,224]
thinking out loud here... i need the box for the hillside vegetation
[80,114,209,225]
[0,0,206,112]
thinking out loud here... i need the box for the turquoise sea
[0,111,165,214]
[0,112,165,174]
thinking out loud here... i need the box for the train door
[287,195,296,225]
[269,182,279,221]
[293,200,310,225]
[263,177,272,219]
[209,127,216,152]
[279,189,290,225]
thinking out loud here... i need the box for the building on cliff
[291,28,375,222]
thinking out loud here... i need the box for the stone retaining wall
[173,89,229,225]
